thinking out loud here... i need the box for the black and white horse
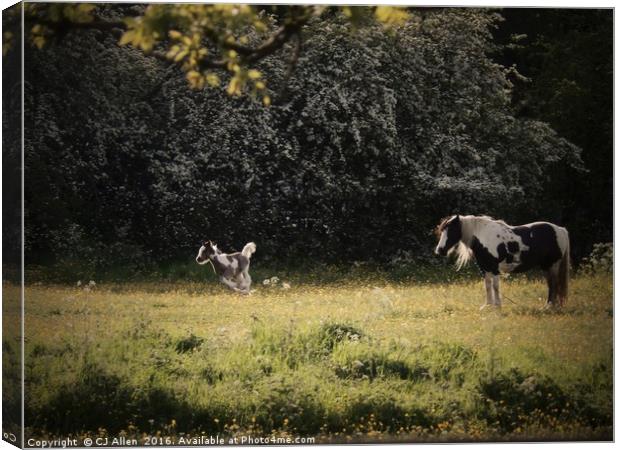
[434,215,570,308]
[196,241,256,294]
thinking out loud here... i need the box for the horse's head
[196,240,218,264]
[434,215,462,256]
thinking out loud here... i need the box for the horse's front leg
[492,274,501,307]
[480,272,496,310]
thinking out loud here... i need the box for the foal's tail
[242,242,257,259]
[557,228,570,306]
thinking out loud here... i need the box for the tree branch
[17,7,312,84]
[276,32,302,103]
[246,20,307,63]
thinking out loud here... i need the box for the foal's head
[195,240,218,264]
[434,215,462,256]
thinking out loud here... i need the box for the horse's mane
[434,214,507,236]
[435,214,509,270]
[476,215,508,226]
[451,242,473,271]
[434,215,473,270]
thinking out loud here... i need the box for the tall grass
[8,271,612,442]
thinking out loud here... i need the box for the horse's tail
[557,228,570,306]
[242,242,256,259]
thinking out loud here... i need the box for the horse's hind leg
[545,262,560,307]
[237,271,252,294]
[243,270,252,293]
[220,276,243,292]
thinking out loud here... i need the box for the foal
[196,241,256,294]
[434,215,570,308]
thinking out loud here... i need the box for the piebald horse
[434,215,570,309]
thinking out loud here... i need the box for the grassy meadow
[5,267,613,443]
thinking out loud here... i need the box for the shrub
[23,8,582,270]
[579,242,613,274]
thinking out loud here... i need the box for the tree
[494,8,613,257]
[4,3,411,104]
[20,8,583,274]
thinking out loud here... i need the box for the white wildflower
[263,279,270,285]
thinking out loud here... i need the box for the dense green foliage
[13,7,610,274]
[495,9,613,258]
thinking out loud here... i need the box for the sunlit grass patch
[9,272,613,442]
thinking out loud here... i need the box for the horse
[434,215,570,309]
[196,241,256,294]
